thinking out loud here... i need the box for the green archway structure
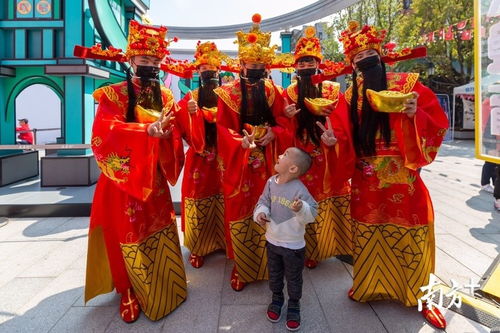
[2,67,64,146]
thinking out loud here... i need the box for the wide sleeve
[270,85,292,152]
[91,91,161,202]
[394,82,449,170]
[216,97,252,198]
[278,87,298,148]
[264,85,294,176]
[323,93,356,192]
[158,125,185,187]
[175,92,205,153]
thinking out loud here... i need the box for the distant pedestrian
[494,165,500,211]
[16,118,34,144]
[480,162,496,194]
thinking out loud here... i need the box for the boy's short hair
[290,147,312,176]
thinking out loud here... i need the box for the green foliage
[322,0,473,89]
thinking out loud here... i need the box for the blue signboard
[436,94,453,142]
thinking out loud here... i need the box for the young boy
[254,147,318,331]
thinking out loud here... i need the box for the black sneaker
[286,300,301,331]
[266,293,284,323]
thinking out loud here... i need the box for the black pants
[481,162,497,186]
[266,241,305,301]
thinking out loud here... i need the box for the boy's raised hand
[255,212,270,226]
[290,196,303,212]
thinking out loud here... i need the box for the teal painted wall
[0,0,143,152]
[280,32,292,88]
[64,0,83,58]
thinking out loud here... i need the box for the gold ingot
[135,105,161,123]
[134,105,175,125]
[366,89,415,113]
[243,123,267,140]
[304,97,336,116]
[201,106,218,123]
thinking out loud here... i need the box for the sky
[16,85,61,144]
[148,0,330,51]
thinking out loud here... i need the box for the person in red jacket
[16,118,34,144]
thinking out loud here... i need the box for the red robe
[345,72,449,306]
[282,81,355,261]
[177,89,226,257]
[86,81,187,320]
[214,79,289,283]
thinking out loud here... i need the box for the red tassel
[445,26,454,41]
[461,30,472,40]
[456,20,468,30]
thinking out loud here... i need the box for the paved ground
[0,140,497,332]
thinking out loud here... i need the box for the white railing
[16,127,61,145]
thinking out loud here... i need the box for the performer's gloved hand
[147,111,174,139]
[403,91,419,119]
[242,128,256,149]
[256,126,275,146]
[255,212,270,226]
[316,117,337,147]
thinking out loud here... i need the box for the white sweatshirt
[253,175,318,249]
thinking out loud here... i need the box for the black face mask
[200,70,218,85]
[297,68,316,77]
[135,65,160,80]
[355,55,381,72]
[245,68,266,82]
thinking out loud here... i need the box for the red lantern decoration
[445,26,454,41]
[456,20,468,30]
[461,30,472,40]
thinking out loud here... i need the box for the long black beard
[198,78,220,148]
[126,68,164,122]
[198,77,219,109]
[296,75,324,146]
[350,61,391,157]
[239,78,276,132]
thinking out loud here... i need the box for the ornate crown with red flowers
[125,20,177,59]
[294,26,323,62]
[235,13,277,64]
[75,19,183,70]
[339,21,387,63]
[193,41,226,68]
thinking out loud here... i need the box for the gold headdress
[294,26,323,62]
[235,13,277,65]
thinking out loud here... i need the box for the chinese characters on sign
[418,273,480,312]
